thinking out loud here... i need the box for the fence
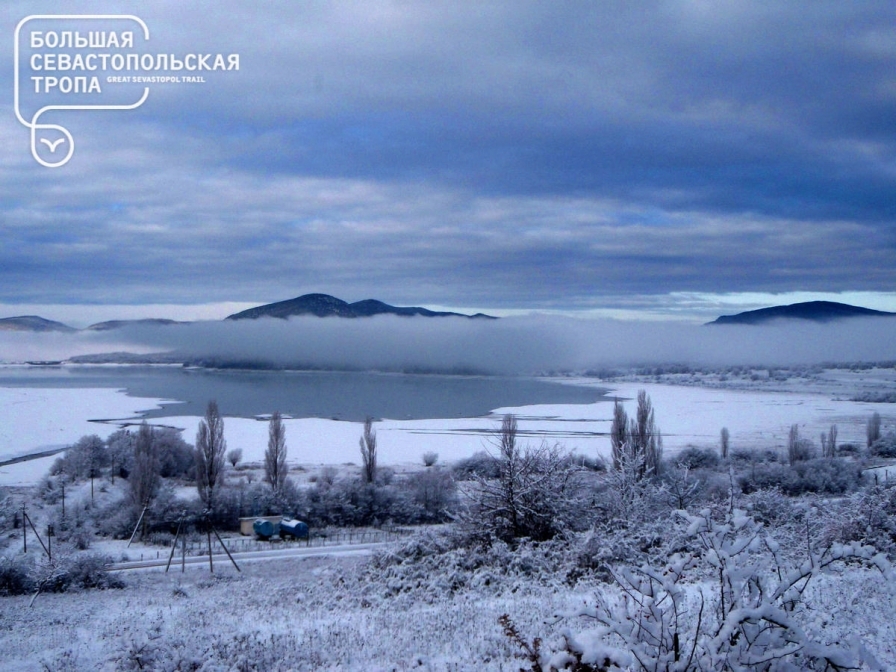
[145,527,408,559]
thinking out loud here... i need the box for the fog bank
[1,315,894,374]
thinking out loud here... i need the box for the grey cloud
[2,2,896,311]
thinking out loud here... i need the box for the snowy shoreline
[2,371,893,486]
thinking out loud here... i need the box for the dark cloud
[1,2,896,312]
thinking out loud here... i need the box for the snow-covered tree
[195,400,226,511]
[265,411,288,493]
[868,412,882,449]
[610,391,662,480]
[610,398,628,471]
[359,416,377,484]
[470,414,580,542]
[129,421,159,510]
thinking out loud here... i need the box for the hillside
[85,318,187,331]
[0,315,76,332]
[226,293,496,320]
[708,300,895,325]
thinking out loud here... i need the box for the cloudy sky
[3,1,896,324]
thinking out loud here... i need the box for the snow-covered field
[2,525,895,670]
[2,373,893,486]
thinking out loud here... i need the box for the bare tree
[359,416,377,484]
[195,400,226,510]
[868,412,882,449]
[720,427,730,459]
[129,421,159,509]
[264,411,288,493]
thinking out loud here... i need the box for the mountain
[0,315,76,332]
[226,293,496,320]
[708,301,896,325]
[86,318,188,331]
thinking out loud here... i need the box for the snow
[1,372,896,669]
[0,387,170,486]
[1,377,893,486]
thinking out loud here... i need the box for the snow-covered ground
[2,536,895,670]
[1,375,893,486]
[2,371,896,670]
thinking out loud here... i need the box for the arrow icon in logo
[40,137,66,153]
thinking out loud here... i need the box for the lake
[0,365,606,421]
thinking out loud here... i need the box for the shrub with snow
[536,508,892,671]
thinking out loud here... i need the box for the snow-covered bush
[0,553,123,596]
[93,494,140,538]
[738,459,861,496]
[364,527,580,600]
[576,512,692,584]
[453,450,501,480]
[466,416,585,542]
[45,553,125,592]
[730,448,780,464]
[406,466,457,523]
[821,484,896,560]
[0,556,36,595]
[537,508,892,671]
[50,434,108,480]
[870,432,896,458]
[789,458,862,494]
[672,447,720,470]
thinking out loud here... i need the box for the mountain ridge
[708,300,895,325]
[225,293,497,320]
[0,315,77,333]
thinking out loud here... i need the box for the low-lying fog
[1,315,894,373]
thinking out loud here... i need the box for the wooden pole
[23,512,50,558]
[165,520,183,573]
[127,506,148,547]
[207,524,213,573]
[212,526,241,572]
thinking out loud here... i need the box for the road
[107,541,388,571]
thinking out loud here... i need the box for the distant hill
[226,293,497,320]
[86,318,188,331]
[0,315,76,332]
[708,301,896,325]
